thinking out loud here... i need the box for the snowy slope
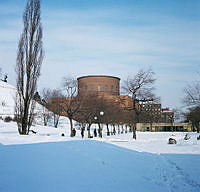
[0,80,48,121]
[0,80,16,116]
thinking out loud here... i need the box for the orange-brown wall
[77,75,120,96]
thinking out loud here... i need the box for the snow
[101,131,200,154]
[0,81,16,117]
[0,81,200,191]
[0,134,200,192]
[0,81,45,119]
[0,121,200,192]
[1,120,200,155]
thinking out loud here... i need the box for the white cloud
[0,6,199,108]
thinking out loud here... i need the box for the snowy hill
[0,80,49,123]
[0,80,16,117]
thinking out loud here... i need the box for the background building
[77,75,120,96]
[74,75,190,131]
[161,108,174,123]
[77,75,134,110]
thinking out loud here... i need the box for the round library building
[77,75,120,96]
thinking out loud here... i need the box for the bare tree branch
[183,82,200,107]
[123,68,156,139]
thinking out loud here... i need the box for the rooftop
[77,75,120,81]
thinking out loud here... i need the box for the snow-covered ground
[1,119,200,155]
[0,81,200,192]
[1,139,199,192]
[0,120,200,192]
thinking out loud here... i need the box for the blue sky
[0,0,200,109]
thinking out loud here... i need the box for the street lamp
[94,116,98,131]
[99,111,104,137]
[100,111,104,116]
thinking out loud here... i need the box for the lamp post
[94,116,97,130]
[92,116,97,137]
[93,111,104,138]
[99,111,104,138]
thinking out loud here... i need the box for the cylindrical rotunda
[77,75,120,96]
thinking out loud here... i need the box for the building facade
[74,75,188,131]
[137,122,192,132]
[77,75,135,110]
[77,75,120,96]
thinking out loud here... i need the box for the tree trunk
[117,125,120,134]
[53,114,59,128]
[125,125,128,133]
[132,124,137,140]
[54,120,58,128]
[98,123,102,138]
[69,118,73,137]
[87,123,91,138]
[113,124,116,135]
[129,125,132,132]
[197,124,200,133]
[121,125,124,134]
[106,124,110,136]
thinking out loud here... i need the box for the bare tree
[102,100,122,136]
[183,79,200,133]
[185,106,200,133]
[76,94,114,138]
[15,0,43,135]
[183,82,200,107]
[39,89,51,126]
[42,88,63,128]
[34,88,52,126]
[123,68,156,139]
[92,96,107,138]
[75,94,99,138]
[76,109,94,138]
[61,77,82,137]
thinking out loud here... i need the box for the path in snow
[159,154,200,192]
